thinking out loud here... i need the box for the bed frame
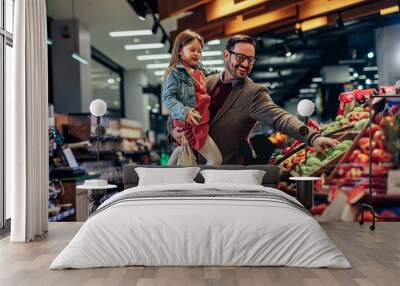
[123,164,281,189]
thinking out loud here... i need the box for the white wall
[124,70,150,130]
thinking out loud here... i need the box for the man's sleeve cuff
[308,132,321,146]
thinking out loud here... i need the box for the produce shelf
[48,208,75,222]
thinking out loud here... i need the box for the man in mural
[169,34,337,164]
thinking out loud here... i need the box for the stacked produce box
[272,87,400,221]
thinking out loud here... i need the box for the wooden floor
[0,222,399,286]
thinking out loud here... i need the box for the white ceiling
[47,0,226,84]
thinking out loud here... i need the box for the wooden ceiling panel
[165,0,400,41]
[225,6,298,35]
[206,0,269,22]
[333,0,399,21]
[299,0,368,19]
[158,0,213,20]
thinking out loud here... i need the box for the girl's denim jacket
[162,63,216,121]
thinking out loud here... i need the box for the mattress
[50,183,351,269]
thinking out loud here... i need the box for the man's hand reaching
[312,136,340,156]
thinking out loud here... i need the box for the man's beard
[227,59,251,79]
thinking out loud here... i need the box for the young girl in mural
[162,29,222,166]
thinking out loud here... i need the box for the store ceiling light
[353,72,359,78]
[202,51,223,56]
[359,75,367,80]
[367,52,374,59]
[365,79,372,85]
[47,39,54,46]
[154,70,165,76]
[110,30,152,37]
[363,66,378,71]
[207,39,221,45]
[312,77,323,82]
[299,88,317,93]
[125,43,164,50]
[202,59,224,65]
[280,70,292,76]
[72,53,88,65]
[380,5,400,16]
[146,63,169,69]
[137,53,171,60]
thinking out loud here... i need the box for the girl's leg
[198,136,223,166]
[167,146,182,166]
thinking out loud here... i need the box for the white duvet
[50,183,351,269]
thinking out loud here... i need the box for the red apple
[373,130,385,141]
[365,124,381,136]
[372,149,386,163]
[358,137,369,145]
[359,141,376,154]
[355,153,369,164]
[349,149,362,162]
[345,167,363,178]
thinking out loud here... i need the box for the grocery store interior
[2,0,400,284]
[38,0,400,224]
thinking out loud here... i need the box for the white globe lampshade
[297,99,315,117]
[90,99,107,117]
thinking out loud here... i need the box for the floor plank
[0,222,399,286]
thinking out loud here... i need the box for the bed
[50,165,351,269]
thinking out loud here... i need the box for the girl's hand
[185,109,202,125]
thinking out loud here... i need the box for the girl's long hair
[164,29,204,76]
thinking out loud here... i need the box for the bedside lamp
[90,99,107,162]
[290,99,320,210]
[79,99,114,215]
[297,99,315,167]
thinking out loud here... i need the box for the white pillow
[200,169,266,185]
[135,167,200,186]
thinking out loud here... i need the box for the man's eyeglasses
[228,50,256,65]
